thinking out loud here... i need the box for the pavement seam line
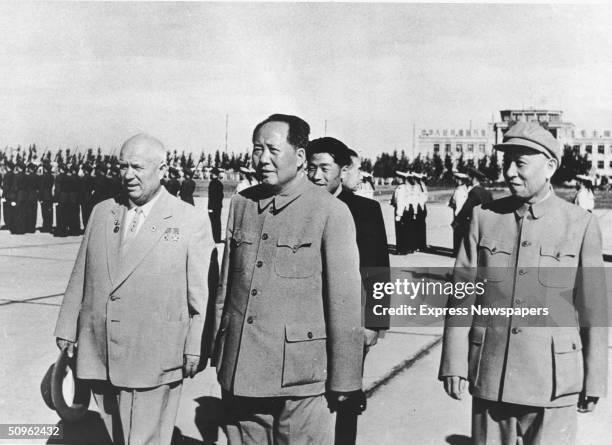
[0,293,65,306]
[364,336,442,398]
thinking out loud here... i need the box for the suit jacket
[211,176,364,397]
[439,192,608,407]
[208,179,224,210]
[54,189,214,388]
[338,188,390,330]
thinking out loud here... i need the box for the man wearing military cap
[440,121,608,445]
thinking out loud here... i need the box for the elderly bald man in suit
[54,134,214,445]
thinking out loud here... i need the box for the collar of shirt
[258,173,308,213]
[514,186,554,219]
[124,186,163,234]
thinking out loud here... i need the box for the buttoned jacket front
[54,189,213,388]
[440,192,608,407]
[212,175,364,397]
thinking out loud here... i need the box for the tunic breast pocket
[477,236,513,282]
[229,230,256,273]
[538,243,579,288]
[274,236,315,278]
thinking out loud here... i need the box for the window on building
[456,144,462,152]
[445,144,451,153]
[479,144,485,154]
[468,144,474,153]
[609,160,612,168]
[598,145,604,154]
[586,145,592,154]
[598,161,604,169]
[433,144,440,153]
[605,130,611,137]
[573,145,580,151]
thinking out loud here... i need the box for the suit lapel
[111,190,173,293]
[106,202,125,287]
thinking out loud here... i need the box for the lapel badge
[113,226,120,233]
[171,227,180,242]
[151,225,157,232]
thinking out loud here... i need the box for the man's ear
[340,165,349,182]
[545,158,558,180]
[296,147,306,169]
[157,162,167,180]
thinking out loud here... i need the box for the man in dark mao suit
[207,167,224,243]
[55,134,213,445]
[439,122,608,445]
[307,137,389,445]
[211,115,364,445]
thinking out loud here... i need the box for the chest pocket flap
[478,236,513,282]
[230,230,256,272]
[540,243,578,260]
[275,236,315,278]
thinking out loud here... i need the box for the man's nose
[504,162,517,177]
[312,168,324,181]
[258,148,272,164]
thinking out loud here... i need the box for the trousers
[91,380,182,445]
[223,391,334,445]
[472,397,577,445]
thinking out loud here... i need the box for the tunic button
[572,343,577,350]
[511,327,521,334]
[256,261,263,267]
[515,298,523,304]
[491,247,497,252]
[110,295,119,301]
[307,331,313,339]
[521,241,531,247]
[247,316,254,324]
[519,269,527,275]
[251,289,258,296]
[262,233,268,240]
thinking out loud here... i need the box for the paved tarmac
[0,195,611,444]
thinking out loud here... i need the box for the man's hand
[364,329,379,348]
[183,354,200,378]
[443,376,467,400]
[578,394,599,413]
[56,338,75,358]
[328,390,367,415]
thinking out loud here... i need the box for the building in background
[417,108,612,179]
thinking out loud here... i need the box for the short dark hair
[306,137,352,167]
[252,114,310,150]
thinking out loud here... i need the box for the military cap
[494,121,561,162]
[576,174,595,185]
[211,167,220,176]
[467,168,487,180]
[452,171,469,180]
[395,170,407,178]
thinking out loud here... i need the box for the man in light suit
[54,134,213,445]
[211,114,364,445]
[439,122,608,445]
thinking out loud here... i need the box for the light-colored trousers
[91,380,182,445]
[472,397,577,445]
[222,391,334,445]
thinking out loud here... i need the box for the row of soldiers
[391,171,428,254]
[0,158,206,235]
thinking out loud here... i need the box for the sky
[1,2,612,158]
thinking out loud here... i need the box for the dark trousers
[81,201,93,229]
[40,201,53,232]
[2,201,10,230]
[24,201,37,233]
[209,209,222,243]
[55,203,66,236]
[11,202,25,234]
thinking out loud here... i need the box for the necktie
[123,207,143,247]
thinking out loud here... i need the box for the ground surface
[1,194,611,444]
